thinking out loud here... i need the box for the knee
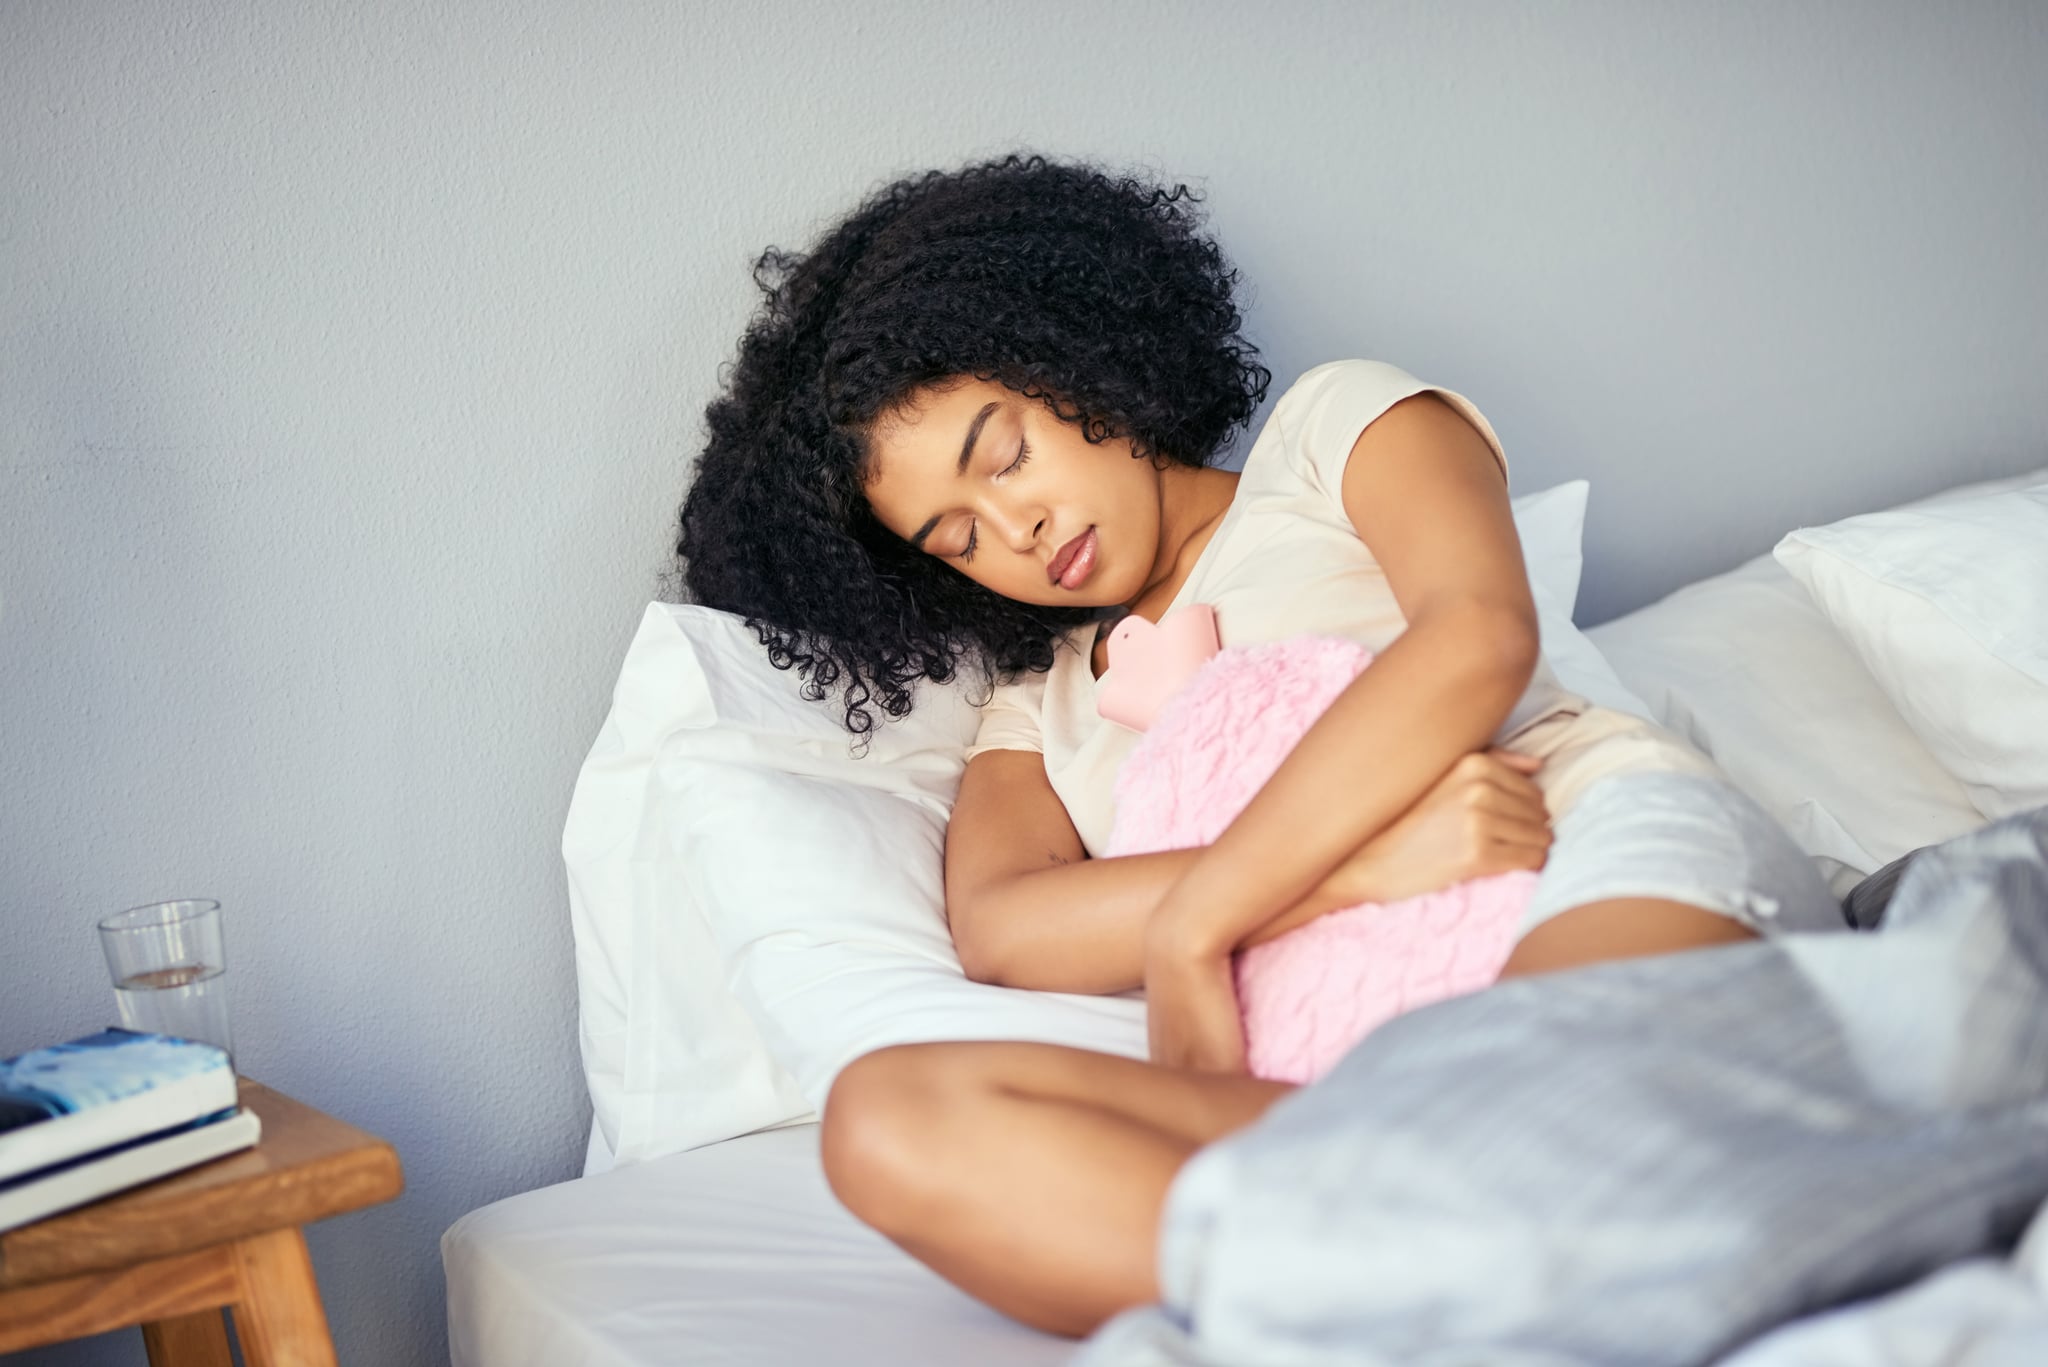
[819,1044,962,1232]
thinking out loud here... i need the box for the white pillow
[1588,553,1985,897]
[675,762,1148,1110]
[1774,478,2048,819]
[562,603,981,1166]
[1587,469,2046,893]
[565,483,1618,1164]
[1508,480,1654,720]
[1512,480,1589,611]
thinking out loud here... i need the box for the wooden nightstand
[0,1080,403,1365]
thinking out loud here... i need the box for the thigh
[1511,769,1848,971]
[825,1041,1290,1338]
[837,1039,1294,1148]
[1499,895,1758,978]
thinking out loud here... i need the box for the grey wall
[3,2,2043,1362]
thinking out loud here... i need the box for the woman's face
[861,378,1166,609]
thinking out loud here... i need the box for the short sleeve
[1273,359,1509,513]
[962,667,1050,762]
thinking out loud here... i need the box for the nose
[986,500,1046,554]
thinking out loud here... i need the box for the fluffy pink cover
[1105,635,1536,1084]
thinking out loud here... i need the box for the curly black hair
[675,152,1270,745]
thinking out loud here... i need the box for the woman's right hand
[1318,749,1553,908]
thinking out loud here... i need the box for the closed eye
[959,437,1032,563]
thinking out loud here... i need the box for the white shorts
[1521,769,1850,938]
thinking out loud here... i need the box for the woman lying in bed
[673,154,1846,1338]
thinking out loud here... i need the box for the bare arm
[948,740,1552,995]
[945,749,1373,994]
[1152,392,1540,962]
[1143,392,1543,1070]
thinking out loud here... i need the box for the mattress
[443,1121,1071,1367]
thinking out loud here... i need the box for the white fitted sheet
[443,1122,1074,1367]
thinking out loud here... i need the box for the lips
[1047,528,1092,585]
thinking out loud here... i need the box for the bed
[442,1123,1070,1366]
[445,468,2047,1366]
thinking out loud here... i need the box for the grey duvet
[1078,810,2048,1366]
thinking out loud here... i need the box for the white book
[0,1107,262,1232]
[0,1029,238,1182]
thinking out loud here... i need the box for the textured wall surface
[2,2,2044,1363]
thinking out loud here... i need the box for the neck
[1132,463,1237,611]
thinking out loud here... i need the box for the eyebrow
[907,400,1001,550]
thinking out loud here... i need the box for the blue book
[0,1108,260,1233]
[0,1028,238,1184]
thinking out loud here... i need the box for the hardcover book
[0,1106,261,1232]
[0,1028,238,1184]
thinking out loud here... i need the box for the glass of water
[97,898,233,1061]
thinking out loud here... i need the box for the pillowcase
[1509,480,1653,720]
[1511,480,1588,612]
[1588,468,2046,893]
[676,762,1147,1110]
[562,602,982,1167]
[1588,553,1986,897]
[1774,476,2048,819]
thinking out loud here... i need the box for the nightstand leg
[230,1227,337,1367]
[141,1309,234,1366]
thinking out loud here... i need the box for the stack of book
[0,1028,261,1233]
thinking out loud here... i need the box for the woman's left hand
[1143,931,1247,1074]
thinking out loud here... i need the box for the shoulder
[962,624,1096,761]
[1274,358,1432,412]
[978,623,1094,707]
[1252,358,1508,503]
[1260,359,1438,429]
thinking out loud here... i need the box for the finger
[1462,751,1547,800]
[1468,781,1552,824]
[1480,834,1552,872]
[1483,846,1549,876]
[1485,774,1550,817]
[1488,748,1545,774]
[1475,806,1552,845]
[1483,819,1554,852]
[1474,778,1548,823]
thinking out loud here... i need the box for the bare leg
[825,900,1745,1336]
[821,1040,1292,1338]
[1498,896,1757,979]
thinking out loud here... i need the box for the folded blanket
[1078,809,2048,1367]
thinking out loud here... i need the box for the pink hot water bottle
[1100,606,1538,1084]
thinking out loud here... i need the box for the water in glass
[114,963,232,1055]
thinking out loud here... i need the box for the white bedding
[443,1122,1068,1367]
[453,472,2035,1366]
[1586,552,1985,894]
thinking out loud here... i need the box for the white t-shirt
[964,359,1716,857]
